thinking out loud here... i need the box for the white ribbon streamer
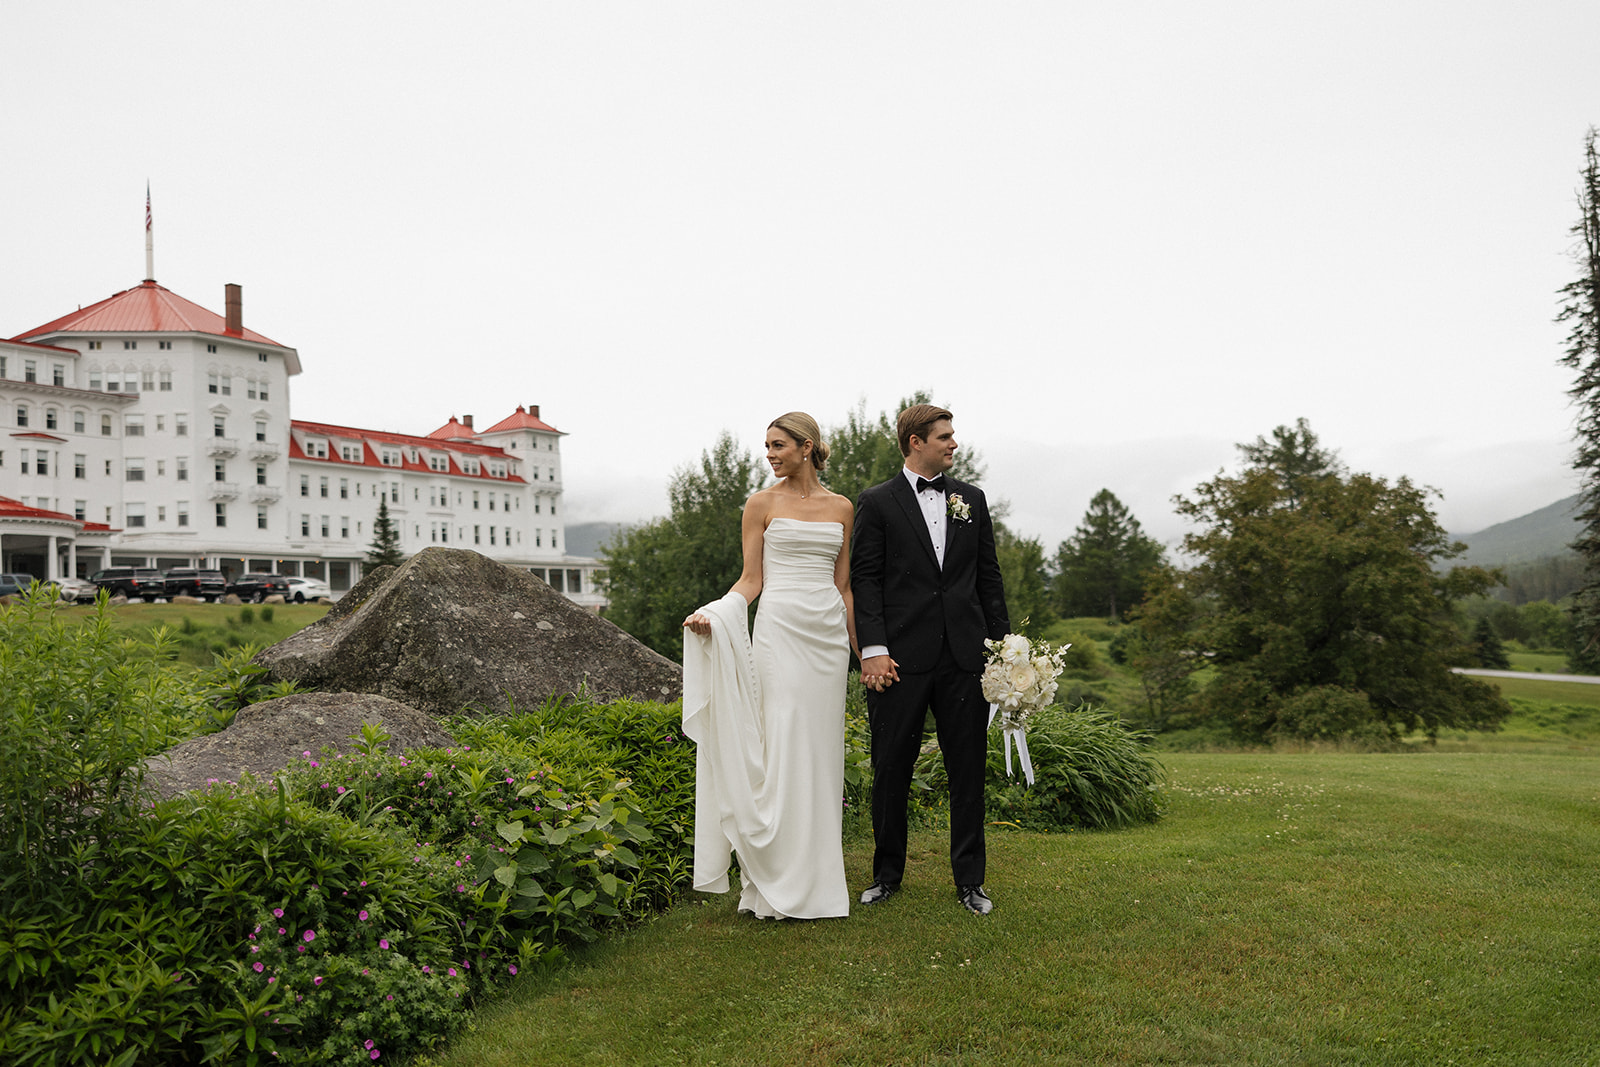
[987,702,1036,786]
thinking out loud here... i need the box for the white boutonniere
[947,493,971,522]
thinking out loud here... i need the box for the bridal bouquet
[981,632,1069,785]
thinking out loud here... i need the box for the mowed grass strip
[422,753,1599,1066]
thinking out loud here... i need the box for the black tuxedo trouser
[866,643,987,887]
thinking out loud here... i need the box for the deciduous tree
[1138,422,1511,742]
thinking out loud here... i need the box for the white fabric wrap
[681,591,761,894]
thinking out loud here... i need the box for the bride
[681,412,857,919]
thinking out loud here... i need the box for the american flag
[145,185,151,232]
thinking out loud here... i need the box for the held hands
[860,654,900,692]
[683,612,711,636]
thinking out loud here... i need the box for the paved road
[1455,668,1600,685]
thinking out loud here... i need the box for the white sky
[3,2,1594,549]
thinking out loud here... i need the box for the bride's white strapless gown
[681,518,850,918]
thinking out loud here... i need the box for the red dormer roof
[13,281,287,348]
[481,405,563,435]
[291,419,529,483]
[427,416,477,441]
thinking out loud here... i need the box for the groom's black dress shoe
[859,881,898,905]
[957,885,994,915]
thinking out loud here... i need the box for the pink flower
[253,962,264,973]
[303,929,316,943]
[379,939,389,950]
[371,1052,381,1061]
[278,928,286,935]
[296,945,306,954]
[508,964,518,975]
[268,976,277,984]
[313,976,323,986]
[365,1041,374,1051]
[448,967,457,977]
[273,908,284,918]
[422,965,431,973]
[359,910,369,921]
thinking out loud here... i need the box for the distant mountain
[1453,495,1581,567]
[564,521,627,559]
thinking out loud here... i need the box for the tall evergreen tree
[1052,489,1164,619]
[1559,127,1600,672]
[366,496,405,568]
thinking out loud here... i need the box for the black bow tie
[916,475,947,494]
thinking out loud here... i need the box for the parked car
[228,572,290,602]
[283,575,333,603]
[164,568,228,602]
[49,576,101,604]
[0,573,42,598]
[89,567,166,602]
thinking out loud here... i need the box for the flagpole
[144,182,154,282]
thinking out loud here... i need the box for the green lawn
[421,752,1599,1066]
[33,600,329,666]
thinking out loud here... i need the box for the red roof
[0,496,80,524]
[427,416,477,440]
[481,405,563,435]
[13,281,286,347]
[290,419,530,483]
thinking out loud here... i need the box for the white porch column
[46,536,58,581]
[67,540,77,578]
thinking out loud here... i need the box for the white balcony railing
[206,482,240,501]
[249,485,281,503]
[247,439,281,461]
[205,437,240,458]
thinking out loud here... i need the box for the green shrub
[238,605,255,625]
[917,703,1164,831]
[261,606,275,623]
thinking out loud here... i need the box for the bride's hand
[683,612,711,636]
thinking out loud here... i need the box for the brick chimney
[225,284,242,334]
[530,405,540,419]
[463,414,474,430]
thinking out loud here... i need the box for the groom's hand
[861,654,899,691]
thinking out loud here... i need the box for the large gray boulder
[254,547,682,716]
[145,691,454,797]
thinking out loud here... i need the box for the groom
[851,403,1009,915]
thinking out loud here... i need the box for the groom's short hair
[897,403,954,457]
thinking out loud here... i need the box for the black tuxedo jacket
[851,473,1010,675]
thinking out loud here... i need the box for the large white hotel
[0,256,604,607]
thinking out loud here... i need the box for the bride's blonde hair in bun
[769,411,829,472]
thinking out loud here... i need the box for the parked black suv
[163,568,228,602]
[89,567,166,602]
[228,572,290,603]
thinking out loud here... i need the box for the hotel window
[341,444,361,462]
[73,411,85,433]
[551,502,557,516]
[156,460,165,476]
[176,414,188,436]
[177,503,189,527]
[101,414,112,436]
[258,506,269,530]
[158,506,165,523]
[340,478,349,499]
[389,482,399,503]
[107,373,122,392]
[220,375,231,396]
[159,370,172,391]
[214,416,226,438]
[300,514,310,536]
[256,464,268,486]
[126,503,146,528]
[320,515,330,537]
[256,420,268,442]
[16,405,29,427]
[473,491,480,510]
[45,408,58,430]
[125,414,144,437]
[53,364,65,386]
[215,503,227,527]
[474,525,481,545]
[124,372,138,393]
[126,459,145,482]
[142,371,155,391]
[159,341,171,351]
[258,353,268,362]
[89,370,101,390]
[532,467,538,480]
[19,448,29,474]
[155,415,165,432]
[320,477,329,498]
[247,380,257,400]
[105,460,112,475]
[74,501,86,521]
[207,344,217,353]
[24,360,37,383]
[259,382,269,401]
[489,494,496,511]
[300,475,310,497]
[177,457,188,481]
[87,341,101,351]
[74,454,86,479]
[341,517,350,538]
[489,527,497,546]
[124,341,138,350]
[208,373,218,394]
[214,462,226,482]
